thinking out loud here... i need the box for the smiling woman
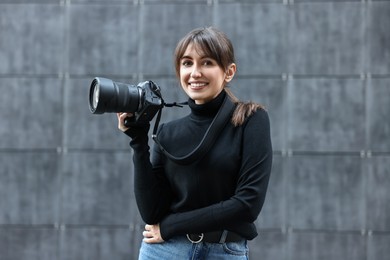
[117,27,273,259]
[178,43,236,104]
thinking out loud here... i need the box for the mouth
[189,82,208,90]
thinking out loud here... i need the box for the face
[179,44,236,104]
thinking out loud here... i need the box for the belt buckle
[186,233,204,243]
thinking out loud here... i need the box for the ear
[225,63,237,83]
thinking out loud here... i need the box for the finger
[121,113,134,118]
[143,237,153,243]
[117,113,126,121]
[143,236,160,244]
[142,230,152,238]
[144,236,164,244]
[144,224,151,231]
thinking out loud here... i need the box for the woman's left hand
[143,224,164,243]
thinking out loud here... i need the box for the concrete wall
[0,0,389,259]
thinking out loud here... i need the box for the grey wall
[0,0,389,259]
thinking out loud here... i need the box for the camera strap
[151,95,236,165]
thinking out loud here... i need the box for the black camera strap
[151,95,236,165]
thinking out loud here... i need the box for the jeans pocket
[223,241,248,256]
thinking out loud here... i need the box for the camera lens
[92,83,99,110]
[89,78,102,113]
[88,77,141,114]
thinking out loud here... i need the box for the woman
[117,27,272,259]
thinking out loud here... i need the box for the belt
[186,230,243,244]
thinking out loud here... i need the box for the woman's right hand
[116,112,133,132]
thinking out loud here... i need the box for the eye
[181,59,192,67]
[202,59,215,66]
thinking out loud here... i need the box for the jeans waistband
[186,230,244,244]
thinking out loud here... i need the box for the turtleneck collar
[188,90,226,120]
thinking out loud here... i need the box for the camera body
[132,80,163,124]
[89,77,163,125]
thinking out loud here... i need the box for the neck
[188,90,226,119]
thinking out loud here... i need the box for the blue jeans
[138,235,248,260]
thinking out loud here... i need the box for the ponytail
[224,88,265,127]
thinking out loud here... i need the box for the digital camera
[89,77,163,125]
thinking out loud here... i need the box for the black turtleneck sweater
[128,90,272,241]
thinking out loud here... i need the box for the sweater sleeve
[159,109,273,240]
[128,128,173,224]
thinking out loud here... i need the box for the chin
[189,93,203,101]
[187,93,203,103]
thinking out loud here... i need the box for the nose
[191,65,201,78]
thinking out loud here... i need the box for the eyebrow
[181,55,193,60]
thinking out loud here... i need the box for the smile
[189,82,208,88]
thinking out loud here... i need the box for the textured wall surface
[0,0,389,259]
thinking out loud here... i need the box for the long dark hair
[174,27,264,126]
